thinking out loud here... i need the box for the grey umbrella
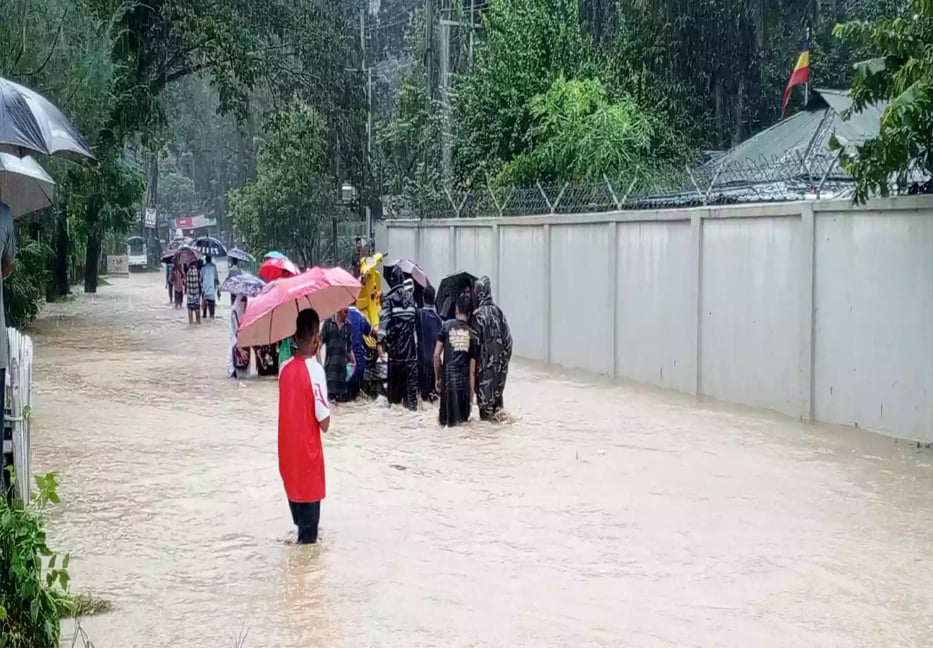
[0,153,54,217]
[0,77,94,161]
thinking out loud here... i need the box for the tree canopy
[833,0,931,202]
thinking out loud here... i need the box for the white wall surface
[549,224,613,373]
[382,196,933,442]
[499,226,547,360]
[615,220,695,393]
[700,215,805,418]
[812,209,933,442]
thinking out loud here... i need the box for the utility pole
[469,0,475,64]
[439,5,480,184]
[439,16,451,184]
[358,1,374,244]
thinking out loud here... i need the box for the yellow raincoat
[356,253,383,349]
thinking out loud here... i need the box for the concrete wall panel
[499,226,546,360]
[385,227,417,263]
[549,224,613,374]
[813,211,933,441]
[615,221,694,392]
[454,227,495,280]
[700,216,804,417]
[419,227,452,286]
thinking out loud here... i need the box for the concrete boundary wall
[377,197,933,442]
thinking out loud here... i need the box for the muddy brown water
[25,268,933,647]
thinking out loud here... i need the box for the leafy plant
[498,76,670,184]
[3,233,53,329]
[0,471,76,648]
[832,0,931,202]
[229,99,350,266]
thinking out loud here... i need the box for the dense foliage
[0,472,74,648]
[230,99,350,266]
[833,0,931,202]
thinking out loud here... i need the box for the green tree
[833,0,929,202]
[498,76,676,184]
[230,99,350,266]
[453,0,600,184]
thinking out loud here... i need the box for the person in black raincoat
[378,266,419,410]
[470,275,513,421]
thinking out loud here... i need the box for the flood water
[26,268,933,647]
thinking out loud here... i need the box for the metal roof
[707,89,888,188]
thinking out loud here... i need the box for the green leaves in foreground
[833,1,933,203]
[0,472,75,648]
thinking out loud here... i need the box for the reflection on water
[28,270,933,647]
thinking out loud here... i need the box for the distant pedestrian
[171,263,185,309]
[185,262,202,325]
[416,285,443,403]
[229,295,251,378]
[321,308,355,403]
[346,306,373,400]
[278,308,331,545]
[471,276,513,421]
[201,254,219,319]
[165,261,174,303]
[435,293,476,428]
[227,257,242,305]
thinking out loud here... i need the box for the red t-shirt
[277,356,330,503]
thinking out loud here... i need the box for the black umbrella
[193,236,227,258]
[0,77,94,161]
[384,258,431,307]
[435,271,477,320]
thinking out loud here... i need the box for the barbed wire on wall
[382,152,855,220]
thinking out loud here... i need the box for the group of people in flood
[166,254,220,324]
[277,267,513,545]
[378,267,513,427]
[220,254,514,429]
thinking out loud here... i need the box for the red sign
[174,216,193,229]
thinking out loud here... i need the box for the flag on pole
[781,37,811,116]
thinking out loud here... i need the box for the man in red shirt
[278,308,331,544]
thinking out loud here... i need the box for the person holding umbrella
[278,308,331,545]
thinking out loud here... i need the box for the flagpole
[804,26,811,108]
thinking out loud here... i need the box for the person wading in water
[378,267,419,410]
[471,275,513,421]
[278,308,331,545]
[417,285,443,403]
[434,293,477,427]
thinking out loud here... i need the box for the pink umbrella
[258,256,300,282]
[237,266,362,347]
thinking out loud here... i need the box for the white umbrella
[0,153,54,217]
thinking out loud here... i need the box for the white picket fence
[4,328,33,503]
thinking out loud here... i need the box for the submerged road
[27,268,933,647]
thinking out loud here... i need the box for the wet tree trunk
[84,197,102,294]
[52,209,69,297]
[146,151,159,266]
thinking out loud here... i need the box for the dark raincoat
[378,266,419,409]
[470,276,513,420]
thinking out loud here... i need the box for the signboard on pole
[144,207,157,229]
[173,215,216,230]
